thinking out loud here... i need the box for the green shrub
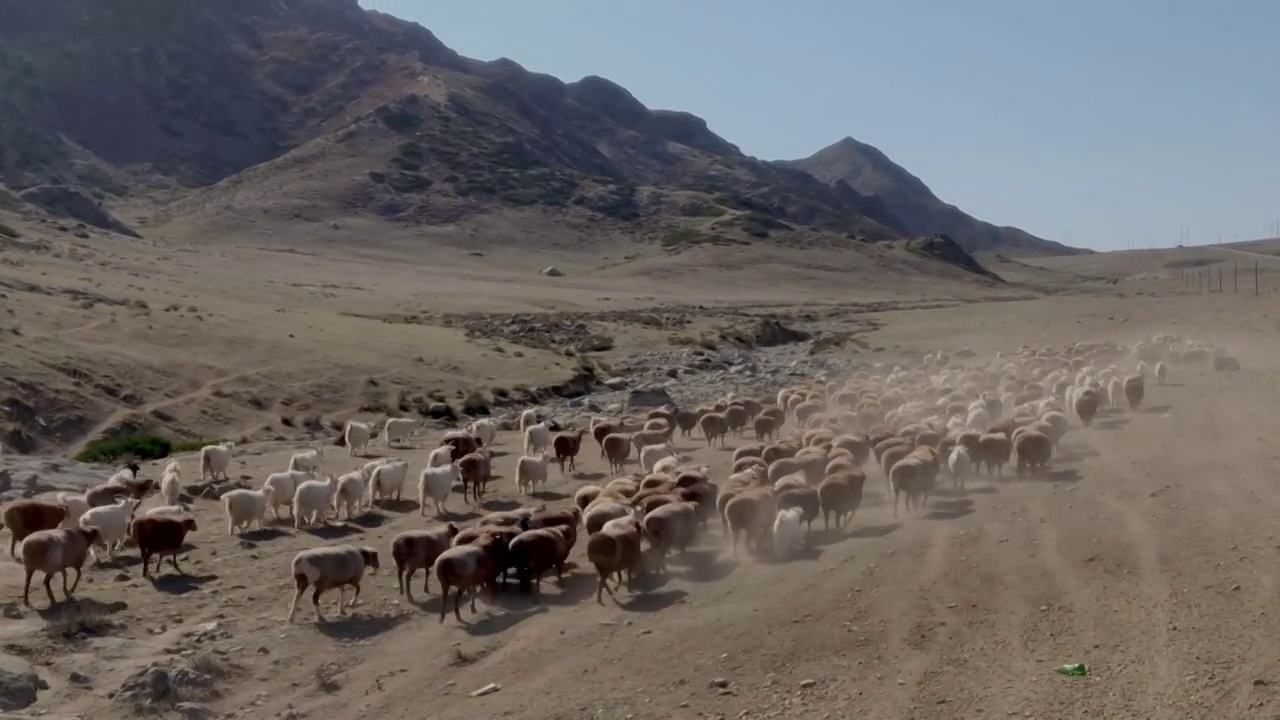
[75,434,223,463]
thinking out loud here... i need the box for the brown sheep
[674,409,701,437]
[888,457,932,517]
[642,500,700,573]
[441,432,481,461]
[131,516,198,578]
[1073,389,1100,427]
[674,468,710,488]
[2,501,69,558]
[20,527,101,607]
[725,405,750,435]
[750,415,776,441]
[286,545,380,624]
[392,524,460,601]
[761,442,800,465]
[879,443,914,490]
[477,505,542,531]
[1013,429,1054,477]
[508,526,574,591]
[528,507,582,535]
[593,421,618,458]
[84,482,134,509]
[552,429,588,473]
[818,470,865,531]
[635,493,677,517]
[1123,374,1145,410]
[452,526,519,589]
[976,433,1013,477]
[676,482,718,527]
[723,488,776,558]
[832,435,871,466]
[433,544,494,622]
[458,451,491,503]
[588,516,646,603]
[775,486,820,534]
[698,413,729,447]
[602,433,633,474]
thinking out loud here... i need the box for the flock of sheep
[0,332,1219,626]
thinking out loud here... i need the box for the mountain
[0,0,1080,261]
[781,137,1091,256]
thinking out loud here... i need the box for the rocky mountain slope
[0,0,1077,260]
[782,137,1090,256]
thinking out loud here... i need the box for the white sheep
[768,502,798,558]
[292,476,339,529]
[381,417,419,448]
[285,545,380,624]
[947,445,973,490]
[199,442,235,482]
[78,498,140,562]
[55,492,89,529]
[418,463,459,517]
[344,421,372,457]
[106,462,141,485]
[524,422,551,456]
[468,418,497,448]
[638,444,676,474]
[426,445,454,468]
[160,466,182,507]
[262,469,316,520]
[367,458,409,506]
[514,453,551,495]
[1154,360,1168,385]
[333,471,367,520]
[288,447,324,473]
[143,505,190,519]
[222,488,269,534]
[518,409,539,435]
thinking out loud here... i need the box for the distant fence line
[1178,260,1261,294]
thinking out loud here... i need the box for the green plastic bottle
[1055,663,1089,677]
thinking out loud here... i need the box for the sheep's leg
[42,572,57,607]
[596,573,609,604]
[8,536,15,559]
[311,586,327,622]
[67,566,82,594]
[21,569,35,607]
[453,587,465,622]
[469,585,479,615]
[348,581,361,610]
[170,553,184,576]
[892,490,900,518]
[140,551,152,578]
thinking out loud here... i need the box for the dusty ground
[4,213,1280,718]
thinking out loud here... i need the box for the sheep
[344,421,373,456]
[263,469,316,520]
[1123,373,1145,410]
[418,463,460,517]
[1013,429,1053,476]
[441,431,481,461]
[159,464,183,507]
[724,489,776,557]
[2,500,70,558]
[772,507,805,560]
[367,458,409,506]
[775,487,820,534]
[975,433,1013,477]
[132,516,197,578]
[55,493,89,529]
[199,442,235,482]
[699,413,729,447]
[468,418,497,448]
[1073,389,1100,426]
[602,434,633,474]
[508,525,575,591]
[432,543,493,622]
[79,498,140,561]
[19,527,101,607]
[382,417,419,448]
[587,515,646,603]
[553,429,588,473]
[288,446,324,473]
[1154,361,1168,385]
[292,476,339,529]
[817,471,865,531]
[106,462,142,486]
[514,453,551,496]
[642,500,699,573]
[84,482,134,509]
[458,451,491,503]
[638,444,677,474]
[947,445,973,491]
[888,457,931,516]
[392,524,460,602]
[333,471,368,520]
[285,545,380,624]
[222,488,270,534]
[524,422,552,456]
[143,505,191,519]
[518,409,540,435]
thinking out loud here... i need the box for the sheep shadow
[151,572,217,595]
[848,522,902,539]
[314,611,411,640]
[763,544,824,564]
[672,548,736,583]
[1055,447,1100,463]
[1094,418,1129,431]
[530,490,570,502]
[479,499,522,512]
[348,513,392,529]
[36,597,128,624]
[300,523,364,540]
[1140,404,1173,414]
[239,528,290,543]
[460,605,548,636]
[486,450,511,459]
[1158,382,1185,387]
[373,499,419,514]
[617,587,688,612]
[923,499,974,521]
[809,528,852,547]
[431,509,482,523]
[1035,468,1082,484]
[573,471,607,481]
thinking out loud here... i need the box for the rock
[115,666,173,705]
[1213,356,1241,372]
[176,702,216,720]
[0,471,11,494]
[17,185,141,238]
[626,387,674,409]
[541,266,564,277]
[1,603,21,619]
[68,671,91,685]
[0,654,46,710]
[602,378,628,390]
[708,678,729,688]
[425,402,457,421]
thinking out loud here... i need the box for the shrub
[75,434,224,463]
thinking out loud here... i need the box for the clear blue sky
[359,0,1279,251]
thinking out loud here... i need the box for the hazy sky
[358,0,1278,251]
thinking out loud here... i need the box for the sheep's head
[182,517,198,533]
[359,547,380,572]
[126,462,141,478]
[445,523,460,538]
[52,504,69,523]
